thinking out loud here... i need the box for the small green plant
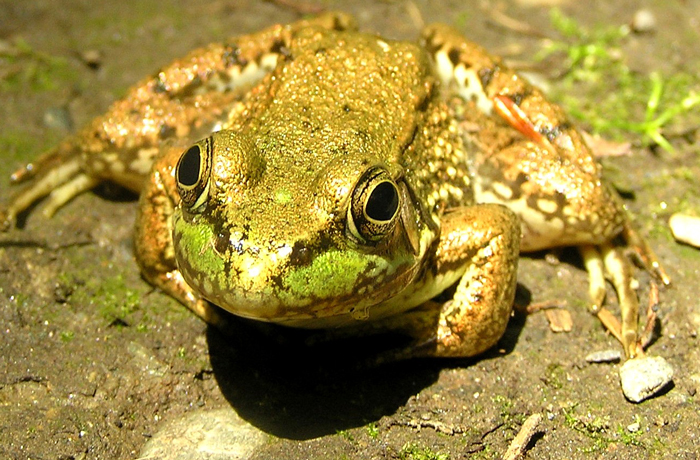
[562,404,612,452]
[366,422,379,439]
[336,429,354,442]
[398,442,449,460]
[609,72,700,152]
[539,8,628,81]
[59,330,75,342]
[540,9,700,152]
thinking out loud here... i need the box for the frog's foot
[579,224,669,359]
[0,142,100,231]
[580,243,641,358]
[374,204,520,360]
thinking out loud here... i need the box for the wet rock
[139,408,273,460]
[585,349,622,363]
[620,356,674,403]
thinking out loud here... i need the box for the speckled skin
[1,13,666,359]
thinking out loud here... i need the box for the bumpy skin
[1,13,666,359]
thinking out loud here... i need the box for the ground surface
[1,1,699,459]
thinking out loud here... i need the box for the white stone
[619,356,674,403]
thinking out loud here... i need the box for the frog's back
[240,27,431,164]
[233,27,474,226]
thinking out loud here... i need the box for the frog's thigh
[473,142,625,252]
[134,145,224,326]
[397,204,520,358]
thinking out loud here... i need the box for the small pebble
[669,213,700,248]
[80,49,103,70]
[43,106,74,132]
[619,356,674,403]
[585,349,622,363]
[631,9,657,33]
[627,421,641,432]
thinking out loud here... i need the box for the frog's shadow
[205,292,527,440]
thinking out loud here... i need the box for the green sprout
[540,9,700,152]
[613,72,700,152]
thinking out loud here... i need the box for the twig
[502,413,543,460]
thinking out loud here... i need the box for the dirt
[1,0,699,459]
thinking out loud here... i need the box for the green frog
[0,12,667,359]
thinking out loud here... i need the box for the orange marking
[493,95,556,154]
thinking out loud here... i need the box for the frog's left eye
[348,167,400,243]
[176,138,212,210]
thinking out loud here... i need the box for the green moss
[544,363,566,389]
[65,271,142,324]
[398,442,449,460]
[467,445,497,460]
[0,131,62,165]
[336,429,355,442]
[562,403,613,452]
[490,394,526,426]
[616,419,643,447]
[59,330,75,342]
[365,422,379,439]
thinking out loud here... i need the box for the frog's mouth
[172,210,422,328]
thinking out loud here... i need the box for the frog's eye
[176,138,212,210]
[348,167,400,243]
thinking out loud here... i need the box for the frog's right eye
[176,139,212,210]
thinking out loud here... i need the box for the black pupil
[366,182,398,221]
[178,145,201,186]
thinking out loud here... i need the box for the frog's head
[171,129,431,327]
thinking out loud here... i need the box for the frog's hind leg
[2,13,358,231]
[423,23,668,358]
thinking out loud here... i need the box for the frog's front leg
[133,142,225,326]
[0,12,357,231]
[383,204,520,359]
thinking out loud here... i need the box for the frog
[0,12,668,360]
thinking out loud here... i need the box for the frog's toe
[2,149,96,230]
[579,242,641,358]
[623,223,671,286]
